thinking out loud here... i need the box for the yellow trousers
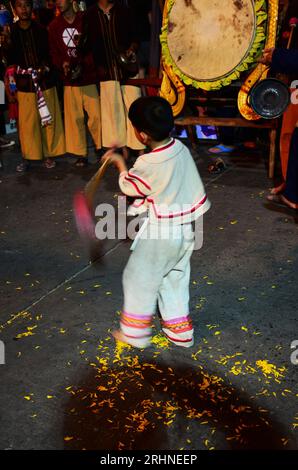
[17,87,65,161]
[64,84,102,156]
[100,80,145,150]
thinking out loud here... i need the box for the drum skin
[160,0,280,119]
[160,0,269,92]
[167,0,256,81]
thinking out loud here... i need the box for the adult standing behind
[261,47,298,211]
[48,0,102,166]
[270,0,298,196]
[35,0,57,27]
[0,3,15,151]
[6,0,65,172]
[85,0,145,159]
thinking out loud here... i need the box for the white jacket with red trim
[119,138,211,225]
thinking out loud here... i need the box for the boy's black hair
[128,96,174,141]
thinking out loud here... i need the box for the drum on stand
[161,0,282,119]
[166,0,257,84]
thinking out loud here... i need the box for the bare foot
[269,182,286,195]
[267,193,298,210]
[280,194,298,210]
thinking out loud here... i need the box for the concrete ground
[0,134,297,450]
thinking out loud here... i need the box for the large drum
[160,0,281,119]
[167,0,256,82]
[161,0,268,90]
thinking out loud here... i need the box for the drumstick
[84,153,123,206]
[287,18,298,48]
[276,17,298,84]
[73,153,124,257]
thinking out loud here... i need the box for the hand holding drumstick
[259,47,275,65]
[101,147,127,174]
[260,17,298,66]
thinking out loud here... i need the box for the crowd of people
[0,0,296,214]
[0,0,152,172]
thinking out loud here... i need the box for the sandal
[269,182,286,195]
[16,161,30,173]
[208,144,235,154]
[44,158,56,169]
[243,141,257,149]
[208,158,226,174]
[75,157,88,167]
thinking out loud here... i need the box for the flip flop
[75,158,88,167]
[208,158,226,174]
[208,144,235,154]
[16,161,30,173]
[44,159,56,169]
[269,183,286,195]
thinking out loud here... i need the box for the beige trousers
[17,87,65,160]
[64,84,102,156]
[100,80,145,150]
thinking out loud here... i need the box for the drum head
[250,79,290,119]
[167,0,256,81]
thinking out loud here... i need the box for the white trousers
[120,223,195,347]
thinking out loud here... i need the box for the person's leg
[267,128,298,209]
[100,80,126,149]
[63,86,86,165]
[42,87,66,166]
[17,91,42,170]
[208,106,236,154]
[82,84,102,153]
[158,226,195,347]
[282,127,298,208]
[115,228,186,348]
[279,97,298,181]
[121,84,146,152]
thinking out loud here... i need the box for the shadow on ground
[63,359,292,450]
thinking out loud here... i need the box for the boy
[7,0,65,172]
[103,97,211,348]
[48,0,102,167]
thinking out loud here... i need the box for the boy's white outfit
[118,138,211,348]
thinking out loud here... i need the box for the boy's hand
[259,47,275,65]
[101,148,127,173]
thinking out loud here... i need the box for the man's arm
[271,48,298,75]
[260,47,298,75]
